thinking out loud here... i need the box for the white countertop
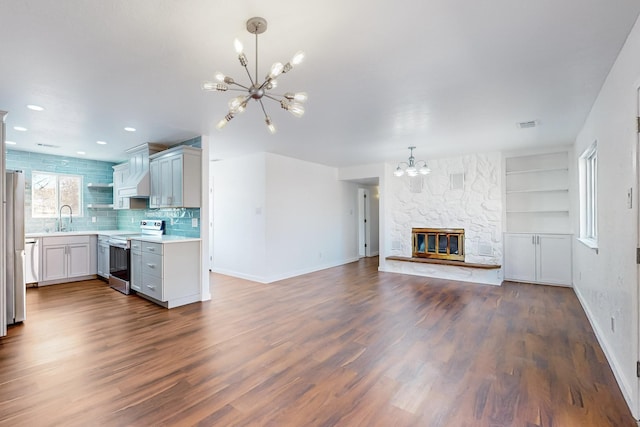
[26,230,200,243]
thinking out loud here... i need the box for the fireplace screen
[412,228,464,261]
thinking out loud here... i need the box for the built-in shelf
[87,183,113,188]
[504,151,570,234]
[506,188,569,194]
[505,167,568,175]
[87,204,114,209]
[506,210,569,214]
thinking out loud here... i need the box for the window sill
[577,237,599,253]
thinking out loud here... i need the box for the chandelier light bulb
[394,167,405,177]
[265,117,276,134]
[268,62,284,80]
[406,167,418,177]
[285,92,308,103]
[228,96,248,114]
[216,113,234,130]
[291,51,305,66]
[234,38,244,54]
[266,80,278,90]
[419,165,431,175]
[215,72,226,82]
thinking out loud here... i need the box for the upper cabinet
[504,151,570,234]
[150,145,202,208]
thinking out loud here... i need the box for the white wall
[210,152,267,282]
[572,14,640,417]
[211,152,359,283]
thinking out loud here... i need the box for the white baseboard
[211,257,361,284]
[573,285,637,419]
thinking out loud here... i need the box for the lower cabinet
[130,239,201,308]
[504,233,572,286]
[97,235,110,279]
[40,235,97,285]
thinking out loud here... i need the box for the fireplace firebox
[412,228,465,261]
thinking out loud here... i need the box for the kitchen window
[579,141,597,247]
[32,171,83,218]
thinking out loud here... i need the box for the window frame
[31,171,84,219]
[579,141,597,247]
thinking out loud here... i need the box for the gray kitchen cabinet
[40,235,96,285]
[149,146,201,208]
[134,239,201,308]
[97,235,110,279]
[130,240,142,292]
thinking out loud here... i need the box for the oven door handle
[108,239,129,249]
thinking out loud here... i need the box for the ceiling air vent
[517,120,538,129]
[36,143,60,148]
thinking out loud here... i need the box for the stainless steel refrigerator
[6,170,25,325]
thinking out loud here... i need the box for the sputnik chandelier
[394,146,431,177]
[202,17,307,134]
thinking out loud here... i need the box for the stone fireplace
[412,228,465,261]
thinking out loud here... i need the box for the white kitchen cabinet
[504,233,572,286]
[130,240,142,292]
[97,235,110,279]
[133,239,201,308]
[149,146,201,208]
[40,235,96,286]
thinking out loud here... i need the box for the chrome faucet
[58,204,73,232]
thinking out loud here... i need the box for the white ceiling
[1,1,639,166]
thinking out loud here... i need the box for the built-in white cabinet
[97,235,110,279]
[40,235,97,286]
[504,151,570,234]
[149,146,201,208]
[131,238,201,308]
[504,233,572,286]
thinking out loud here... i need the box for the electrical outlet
[628,188,633,209]
[91,217,96,223]
[192,218,198,228]
[611,316,615,332]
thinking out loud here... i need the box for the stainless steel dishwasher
[25,238,39,284]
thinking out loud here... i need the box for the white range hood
[118,143,167,198]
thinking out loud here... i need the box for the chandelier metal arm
[262,93,283,103]
[258,99,269,118]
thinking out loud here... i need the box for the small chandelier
[202,17,307,134]
[394,146,431,177]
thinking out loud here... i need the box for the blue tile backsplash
[6,146,201,238]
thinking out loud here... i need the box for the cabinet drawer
[130,240,142,254]
[142,253,163,277]
[142,241,163,255]
[42,235,91,246]
[140,275,163,300]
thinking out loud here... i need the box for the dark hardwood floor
[0,257,635,426]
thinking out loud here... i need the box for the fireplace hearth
[412,228,464,261]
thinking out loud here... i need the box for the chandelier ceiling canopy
[202,17,307,134]
[394,146,431,177]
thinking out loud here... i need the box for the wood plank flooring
[0,257,635,426]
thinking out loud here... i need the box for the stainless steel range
[108,220,165,294]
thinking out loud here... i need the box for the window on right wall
[579,141,598,247]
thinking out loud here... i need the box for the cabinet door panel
[41,245,67,281]
[504,233,536,282]
[68,243,91,278]
[537,234,572,285]
[149,160,160,208]
[170,155,183,207]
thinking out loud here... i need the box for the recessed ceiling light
[77,151,86,155]
[96,140,107,145]
[5,140,17,145]
[26,104,45,111]
[124,127,136,132]
[14,126,27,132]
